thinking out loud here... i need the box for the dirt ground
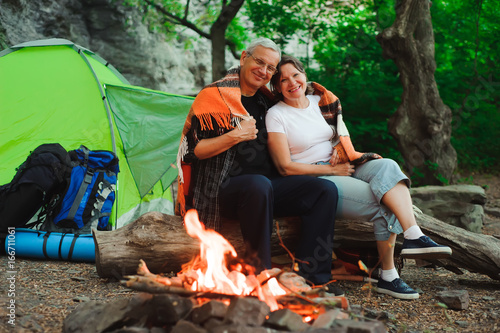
[1,174,500,333]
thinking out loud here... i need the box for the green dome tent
[0,38,194,228]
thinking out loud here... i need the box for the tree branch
[184,0,190,20]
[144,0,241,60]
[144,0,211,39]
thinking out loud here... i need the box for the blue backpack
[45,145,119,233]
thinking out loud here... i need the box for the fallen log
[93,211,500,280]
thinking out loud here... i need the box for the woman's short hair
[270,55,314,97]
[246,38,281,58]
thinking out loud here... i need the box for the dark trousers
[219,174,338,285]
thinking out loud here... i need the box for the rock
[171,320,207,333]
[223,297,270,327]
[150,328,167,333]
[411,185,487,233]
[277,272,311,293]
[362,308,396,321]
[63,298,133,333]
[211,324,273,333]
[485,206,500,218]
[72,296,91,302]
[17,313,45,332]
[411,185,487,204]
[191,300,228,325]
[203,317,224,331]
[62,293,195,333]
[265,308,310,331]
[436,290,470,310]
[0,0,212,95]
[312,309,349,329]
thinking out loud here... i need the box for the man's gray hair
[246,37,281,59]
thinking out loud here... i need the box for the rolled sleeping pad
[5,228,95,262]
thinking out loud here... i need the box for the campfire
[122,210,349,323]
[180,210,288,310]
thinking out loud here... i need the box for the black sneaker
[323,282,345,296]
[376,278,419,300]
[401,235,452,259]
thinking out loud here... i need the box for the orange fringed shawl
[311,82,379,165]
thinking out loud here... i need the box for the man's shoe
[376,278,419,300]
[323,282,345,296]
[401,235,452,259]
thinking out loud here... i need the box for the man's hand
[231,117,258,143]
[194,116,258,160]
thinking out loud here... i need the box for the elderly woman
[265,55,452,300]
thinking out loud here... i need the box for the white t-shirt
[266,95,334,164]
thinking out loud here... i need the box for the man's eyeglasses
[247,52,278,75]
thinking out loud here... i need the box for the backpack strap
[67,147,92,221]
[58,233,66,260]
[67,234,79,261]
[52,232,79,261]
[42,232,51,259]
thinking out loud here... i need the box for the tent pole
[75,48,117,155]
[75,47,119,225]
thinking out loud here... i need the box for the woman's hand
[329,149,340,166]
[330,162,355,176]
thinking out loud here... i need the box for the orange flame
[180,210,286,310]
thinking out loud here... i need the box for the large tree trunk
[210,0,244,81]
[376,0,457,185]
[93,212,500,281]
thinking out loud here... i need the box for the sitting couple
[176,37,451,300]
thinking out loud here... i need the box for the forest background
[2,0,499,185]
[123,0,499,185]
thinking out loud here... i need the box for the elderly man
[176,38,342,294]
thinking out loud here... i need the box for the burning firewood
[122,264,350,311]
[122,275,196,296]
[122,211,289,311]
[118,210,354,314]
[136,259,184,287]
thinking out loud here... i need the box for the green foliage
[410,167,426,187]
[432,0,500,172]
[225,15,249,51]
[410,160,454,187]
[307,0,403,161]
[426,161,450,185]
[247,0,404,161]
[247,0,499,174]
[121,0,183,36]
[245,0,332,48]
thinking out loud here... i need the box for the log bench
[93,212,500,280]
